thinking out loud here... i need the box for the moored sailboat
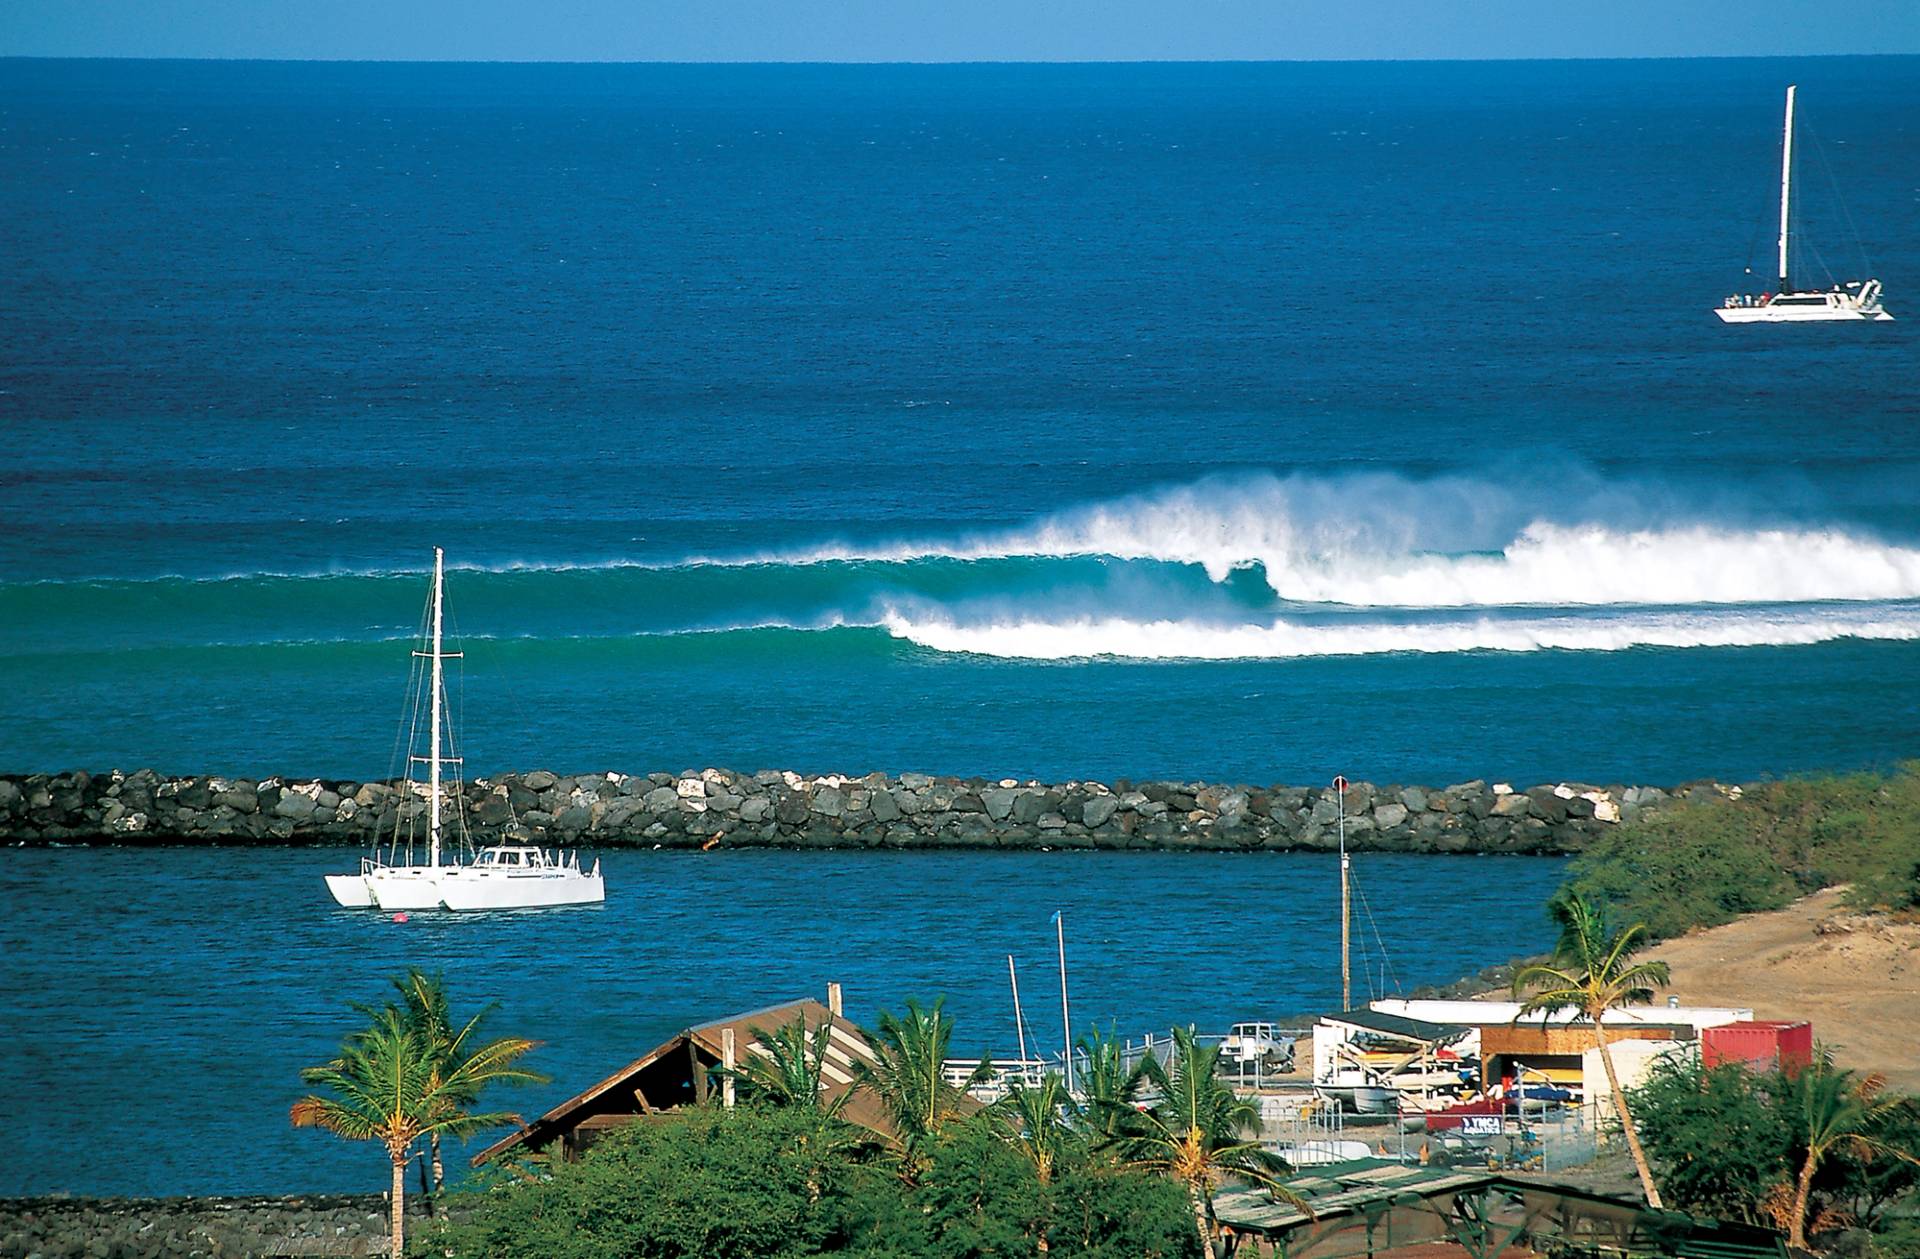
[326,547,463,908]
[1715,85,1892,323]
[324,548,604,911]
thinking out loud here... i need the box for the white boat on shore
[325,548,604,912]
[1714,85,1892,323]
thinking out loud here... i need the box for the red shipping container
[1701,1020,1813,1074]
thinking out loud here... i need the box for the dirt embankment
[1644,887,1920,1092]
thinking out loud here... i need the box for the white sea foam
[738,473,1920,608]
[42,473,1920,612]
[880,606,1920,661]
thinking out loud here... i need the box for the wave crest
[743,473,1920,608]
[882,606,1920,661]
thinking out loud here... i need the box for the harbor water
[0,846,1566,1195]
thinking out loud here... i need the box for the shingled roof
[472,994,896,1165]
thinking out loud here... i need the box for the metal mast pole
[1008,955,1032,1072]
[428,546,445,870]
[1336,775,1351,1011]
[1055,912,1073,1093]
[1777,84,1796,292]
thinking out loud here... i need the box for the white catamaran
[1715,85,1892,323]
[324,548,605,912]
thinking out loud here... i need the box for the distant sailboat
[325,548,604,911]
[1715,85,1892,323]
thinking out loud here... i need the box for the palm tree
[724,1011,860,1203]
[996,1071,1076,1184]
[389,968,546,1192]
[1769,1048,1919,1249]
[291,1000,544,1259]
[1112,1026,1299,1259]
[1512,890,1672,1209]
[725,1012,850,1117]
[1072,1024,1146,1143]
[853,996,987,1178]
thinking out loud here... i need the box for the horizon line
[2,51,1915,68]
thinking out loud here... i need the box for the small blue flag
[1050,910,1062,925]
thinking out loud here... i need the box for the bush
[1627,1056,1789,1224]
[1563,764,1920,939]
[421,1104,1198,1259]
[1628,1055,1920,1243]
[425,1106,855,1259]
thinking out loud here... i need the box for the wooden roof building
[473,984,894,1165]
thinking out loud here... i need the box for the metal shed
[1212,1158,1787,1259]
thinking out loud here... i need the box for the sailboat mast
[1007,955,1032,1070]
[428,546,445,869]
[1335,775,1351,1010]
[1777,84,1796,291]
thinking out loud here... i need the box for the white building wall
[1581,1038,1697,1109]
[1370,998,1751,1032]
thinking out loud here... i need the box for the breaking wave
[736,473,1920,608]
[9,471,1920,663]
[879,605,1920,661]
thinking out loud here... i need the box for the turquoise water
[1,57,1918,1196]
[0,847,1566,1195]
[2,57,1919,784]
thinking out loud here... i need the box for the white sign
[1459,1115,1504,1135]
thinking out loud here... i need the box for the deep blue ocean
[3,57,1919,784]
[0,57,1917,1194]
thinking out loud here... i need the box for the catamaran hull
[436,870,605,911]
[1714,306,1893,323]
[325,874,376,908]
[364,867,450,910]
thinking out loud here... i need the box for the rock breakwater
[0,1193,443,1258]
[0,769,1735,854]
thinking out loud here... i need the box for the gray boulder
[273,793,316,820]
[1491,793,1532,819]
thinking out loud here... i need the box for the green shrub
[1869,1217,1920,1259]
[425,1106,855,1259]
[1563,764,1920,939]
[421,1104,1198,1259]
[1628,1055,1920,1243]
[1627,1056,1789,1224]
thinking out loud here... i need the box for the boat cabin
[472,845,552,868]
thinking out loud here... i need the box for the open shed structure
[472,988,893,1166]
[1212,1159,1787,1259]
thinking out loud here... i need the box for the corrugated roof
[1217,1162,1788,1259]
[1214,1158,1493,1231]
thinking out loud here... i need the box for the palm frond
[291,981,543,1177]
[853,996,976,1169]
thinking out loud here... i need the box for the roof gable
[472,997,888,1165]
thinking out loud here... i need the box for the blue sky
[3,0,1917,62]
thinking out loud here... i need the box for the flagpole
[1008,954,1032,1072]
[1055,911,1073,1093]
